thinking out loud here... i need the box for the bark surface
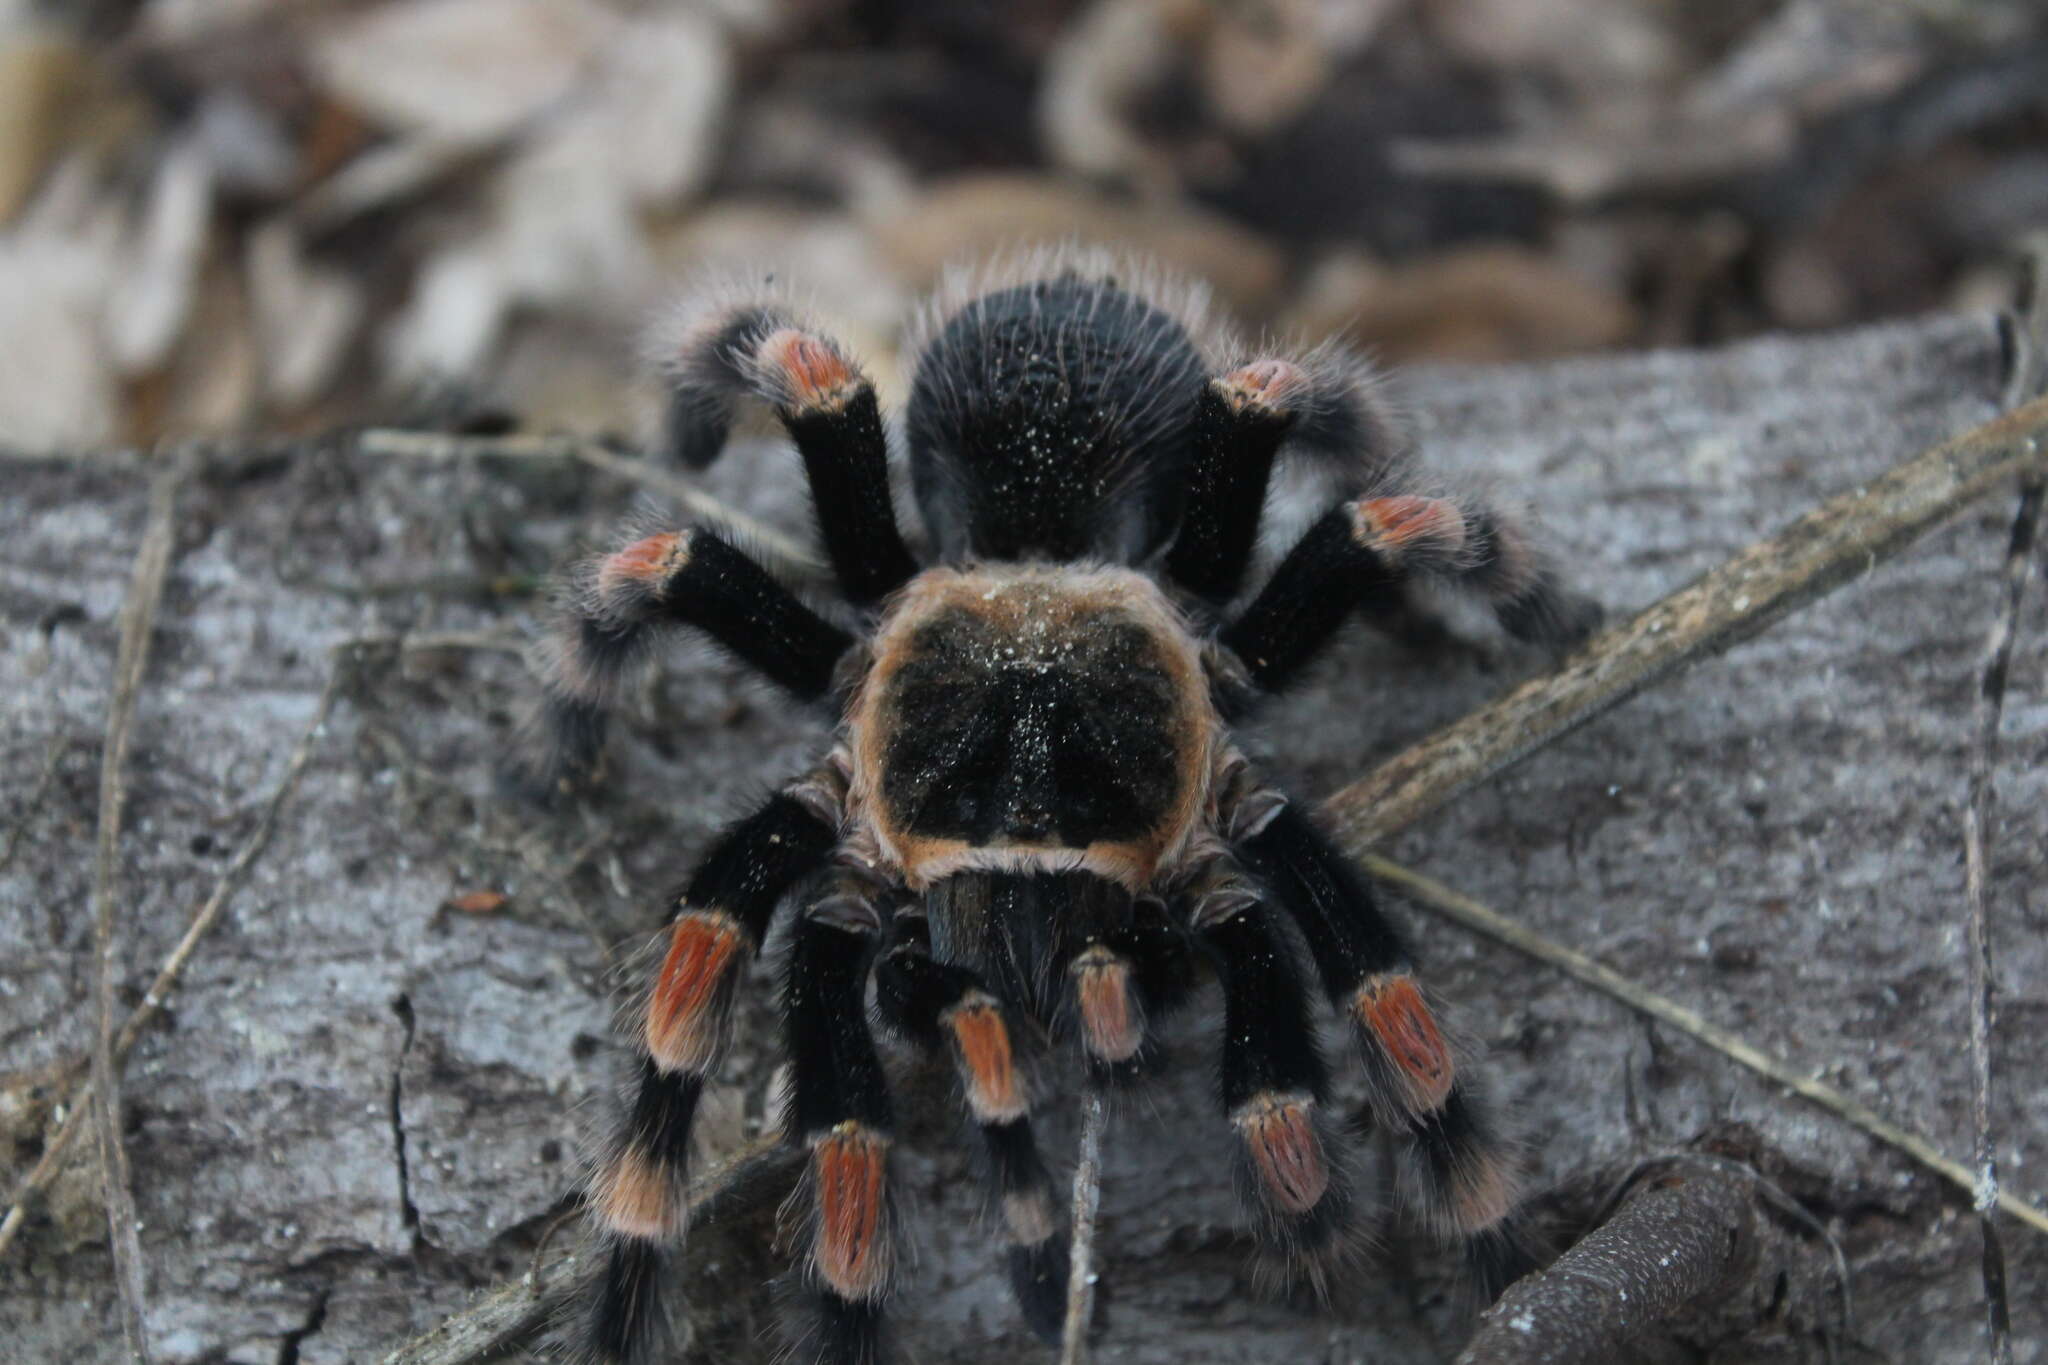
[2,313,2043,1363]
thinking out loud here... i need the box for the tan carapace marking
[1232,1092,1331,1215]
[593,1143,684,1242]
[848,564,1217,892]
[811,1121,893,1300]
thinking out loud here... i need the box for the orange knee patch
[1354,974,1455,1115]
[759,328,858,411]
[598,531,687,599]
[1216,358,1307,413]
[593,1143,684,1242]
[945,995,1025,1124]
[1072,947,1142,1063]
[811,1122,892,1300]
[1445,1151,1517,1235]
[645,910,746,1073]
[1350,496,1466,561]
[1233,1093,1330,1215]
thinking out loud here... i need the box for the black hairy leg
[1164,359,1303,604]
[873,922,1070,1342]
[1165,344,1409,605]
[1217,490,1600,707]
[582,773,842,1364]
[517,526,854,796]
[1192,897,1356,1287]
[783,886,899,1365]
[655,299,918,605]
[1233,801,1519,1254]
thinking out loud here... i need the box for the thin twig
[87,455,185,1363]
[0,653,346,1261]
[354,428,823,576]
[1321,392,2048,848]
[1956,240,2048,1364]
[1061,1086,1108,1365]
[1363,854,2048,1239]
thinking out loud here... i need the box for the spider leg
[582,773,843,1364]
[783,880,900,1365]
[518,526,855,795]
[1216,489,1600,708]
[1164,360,1304,603]
[1165,346,1409,605]
[1230,800,1519,1255]
[873,922,1069,1343]
[658,302,918,605]
[1191,892,1356,1285]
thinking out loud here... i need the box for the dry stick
[1960,242,2048,1365]
[1322,391,2048,849]
[1960,478,2038,1365]
[88,458,185,1364]
[1363,855,2048,1239]
[354,428,824,576]
[1061,1086,1109,1365]
[1455,1160,1758,1365]
[0,654,347,1261]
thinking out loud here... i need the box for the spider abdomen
[905,274,1208,562]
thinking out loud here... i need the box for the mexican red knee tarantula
[522,251,1600,1364]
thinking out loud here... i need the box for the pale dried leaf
[246,220,364,407]
[561,11,732,207]
[104,137,213,376]
[309,0,615,144]
[383,243,510,381]
[189,89,298,198]
[0,159,124,448]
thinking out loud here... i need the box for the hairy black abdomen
[906,274,1206,563]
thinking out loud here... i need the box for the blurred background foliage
[3,0,2046,452]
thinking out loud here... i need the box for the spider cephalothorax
[523,249,1600,1364]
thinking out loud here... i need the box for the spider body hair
[522,249,1600,1363]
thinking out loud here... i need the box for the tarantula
[524,250,1600,1364]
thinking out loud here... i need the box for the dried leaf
[104,138,213,376]
[246,220,362,407]
[310,0,615,144]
